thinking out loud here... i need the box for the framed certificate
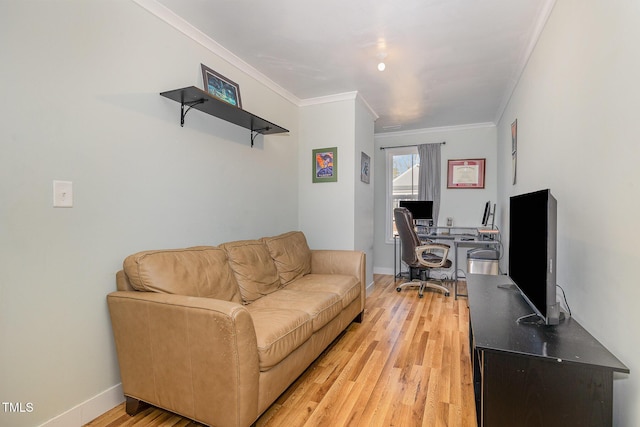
[447,158,486,189]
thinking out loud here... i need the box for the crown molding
[375,122,495,138]
[132,0,381,114]
[299,91,379,120]
[356,93,380,121]
[131,0,301,106]
[494,0,557,124]
[298,91,358,106]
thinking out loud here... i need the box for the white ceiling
[151,0,555,133]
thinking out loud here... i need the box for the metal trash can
[467,248,499,275]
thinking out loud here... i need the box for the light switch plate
[53,180,73,207]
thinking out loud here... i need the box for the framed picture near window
[312,147,338,183]
[360,152,370,184]
[447,158,485,189]
[201,64,242,108]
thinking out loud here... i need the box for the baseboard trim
[366,280,375,297]
[373,267,394,276]
[38,383,124,427]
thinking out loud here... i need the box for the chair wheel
[396,287,402,292]
[445,292,450,297]
[419,294,424,298]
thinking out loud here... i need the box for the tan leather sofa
[107,231,365,427]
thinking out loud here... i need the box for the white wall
[0,1,298,426]
[496,0,639,425]
[298,99,356,249]
[373,124,498,274]
[298,96,376,288]
[354,97,376,291]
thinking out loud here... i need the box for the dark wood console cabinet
[467,274,628,427]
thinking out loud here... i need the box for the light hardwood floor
[86,275,477,427]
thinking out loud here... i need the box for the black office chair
[394,207,451,297]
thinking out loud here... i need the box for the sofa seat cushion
[122,247,242,303]
[285,274,360,309]
[221,240,282,304]
[244,305,312,371]
[249,289,342,333]
[262,231,312,285]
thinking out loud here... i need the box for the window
[385,147,420,243]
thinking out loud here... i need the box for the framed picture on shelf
[201,64,242,108]
[447,158,486,189]
[360,152,370,184]
[312,147,338,183]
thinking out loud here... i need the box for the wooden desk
[467,274,629,427]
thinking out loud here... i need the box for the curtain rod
[379,141,446,150]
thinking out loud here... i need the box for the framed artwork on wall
[201,63,242,108]
[360,152,370,184]
[512,119,518,185]
[447,158,486,189]
[312,147,338,183]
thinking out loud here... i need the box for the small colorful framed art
[312,147,338,183]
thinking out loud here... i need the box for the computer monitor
[481,201,491,226]
[399,200,433,220]
[481,201,496,228]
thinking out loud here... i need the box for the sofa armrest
[310,250,366,314]
[107,291,259,427]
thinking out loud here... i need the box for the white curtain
[417,143,441,226]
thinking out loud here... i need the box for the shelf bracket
[180,99,206,127]
[250,127,271,147]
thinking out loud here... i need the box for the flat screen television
[399,200,433,220]
[509,189,560,325]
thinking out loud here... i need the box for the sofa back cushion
[221,240,282,304]
[262,231,312,285]
[123,246,242,303]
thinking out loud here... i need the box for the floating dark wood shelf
[160,86,289,147]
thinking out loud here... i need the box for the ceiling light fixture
[377,52,387,72]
